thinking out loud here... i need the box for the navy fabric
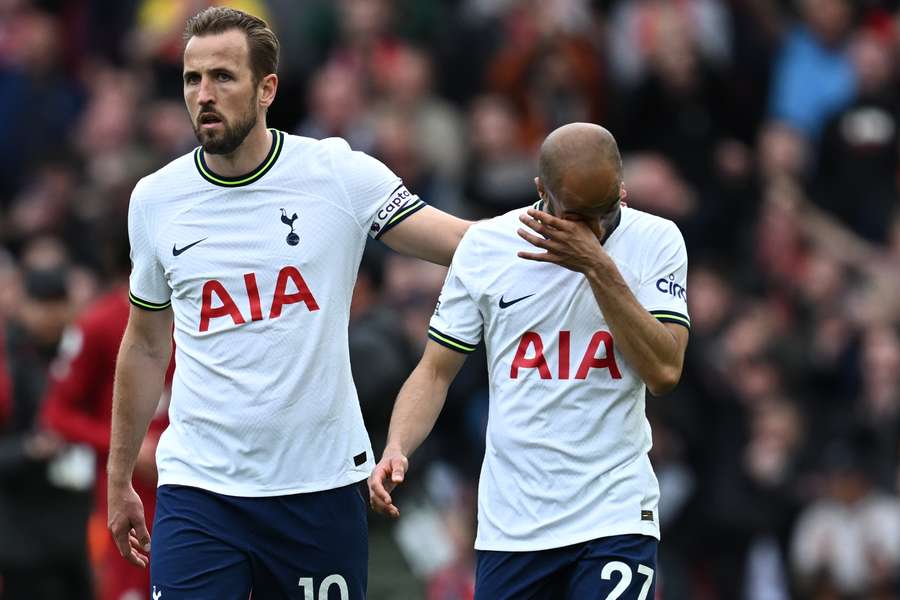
[475,535,658,600]
[150,482,368,599]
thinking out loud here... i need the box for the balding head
[537,123,623,219]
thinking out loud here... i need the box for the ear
[619,183,627,207]
[259,73,278,109]
[534,177,545,199]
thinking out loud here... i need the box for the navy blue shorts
[150,482,368,599]
[475,534,658,600]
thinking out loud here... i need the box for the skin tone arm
[368,340,467,517]
[380,206,471,266]
[517,208,688,395]
[107,306,173,568]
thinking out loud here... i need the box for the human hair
[184,6,279,84]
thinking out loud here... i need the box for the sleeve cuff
[129,291,171,311]
[372,198,427,239]
[650,310,690,330]
[427,326,478,354]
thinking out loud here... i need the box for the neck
[203,120,271,177]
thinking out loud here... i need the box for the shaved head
[538,123,623,215]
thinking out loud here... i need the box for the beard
[193,96,258,155]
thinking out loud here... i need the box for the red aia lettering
[269,266,320,318]
[199,280,245,332]
[510,331,621,380]
[510,332,552,379]
[575,331,621,379]
[199,266,319,332]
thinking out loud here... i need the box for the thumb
[133,519,151,552]
[391,457,406,483]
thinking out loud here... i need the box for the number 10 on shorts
[298,574,349,600]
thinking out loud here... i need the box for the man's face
[183,30,259,155]
[542,174,623,240]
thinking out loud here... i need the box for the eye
[216,72,232,82]
[184,74,200,85]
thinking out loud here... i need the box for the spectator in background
[296,62,376,153]
[350,246,417,456]
[814,30,899,243]
[0,5,83,202]
[372,45,466,184]
[768,0,857,139]
[791,438,900,598]
[608,0,732,89]
[462,95,536,218]
[0,264,93,600]
[41,224,171,600]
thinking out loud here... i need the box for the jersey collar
[194,129,284,187]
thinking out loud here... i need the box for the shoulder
[619,207,684,247]
[131,150,198,206]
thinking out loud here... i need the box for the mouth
[198,112,223,129]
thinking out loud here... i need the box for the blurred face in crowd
[802,0,852,46]
[183,29,274,155]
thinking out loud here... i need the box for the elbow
[646,365,682,397]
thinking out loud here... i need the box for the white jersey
[128,129,425,496]
[429,203,690,551]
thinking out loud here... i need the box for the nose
[197,75,215,106]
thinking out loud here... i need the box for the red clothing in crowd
[42,285,171,600]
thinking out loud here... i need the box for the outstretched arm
[380,206,471,266]
[368,340,467,517]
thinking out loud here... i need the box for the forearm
[384,362,452,457]
[108,337,170,486]
[585,262,682,394]
[381,207,471,266]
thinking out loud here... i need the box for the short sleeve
[635,221,690,330]
[328,139,426,239]
[428,235,482,354]
[128,183,171,311]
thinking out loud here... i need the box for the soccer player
[369,123,690,599]
[106,7,469,599]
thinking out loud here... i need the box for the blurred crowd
[0,0,899,598]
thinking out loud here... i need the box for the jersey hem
[156,467,371,498]
[473,522,660,552]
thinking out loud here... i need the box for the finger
[517,228,553,250]
[369,466,394,504]
[518,214,554,237]
[527,208,571,231]
[517,250,559,263]
[132,520,152,553]
[390,457,406,483]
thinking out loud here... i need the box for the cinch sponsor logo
[376,188,412,221]
[656,274,686,300]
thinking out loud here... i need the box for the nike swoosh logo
[172,238,207,256]
[499,294,535,309]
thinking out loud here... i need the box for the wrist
[585,255,613,281]
[383,441,405,457]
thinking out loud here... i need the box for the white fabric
[430,205,689,551]
[128,131,422,496]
